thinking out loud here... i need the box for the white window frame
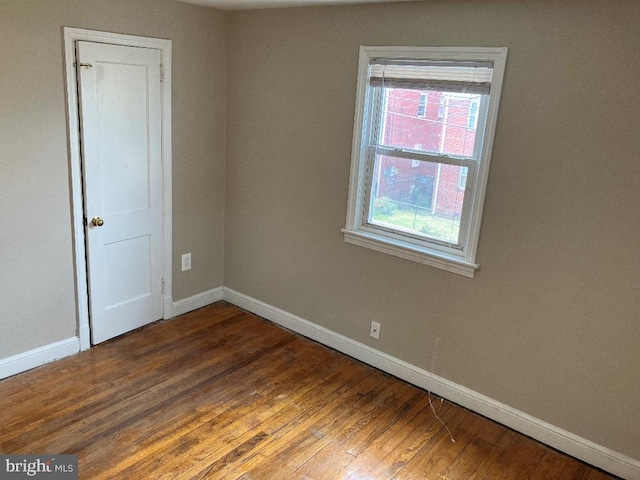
[342,46,507,278]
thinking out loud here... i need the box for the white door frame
[63,28,173,350]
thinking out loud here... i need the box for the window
[343,46,507,277]
[438,96,446,118]
[468,98,480,129]
[412,145,422,167]
[417,93,427,117]
[458,166,468,189]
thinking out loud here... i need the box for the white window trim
[343,46,508,278]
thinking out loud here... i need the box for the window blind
[369,61,493,94]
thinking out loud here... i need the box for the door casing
[63,28,173,350]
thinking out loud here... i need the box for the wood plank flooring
[0,302,618,479]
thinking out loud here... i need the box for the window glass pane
[368,154,466,245]
[378,88,482,158]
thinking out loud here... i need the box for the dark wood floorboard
[0,302,619,479]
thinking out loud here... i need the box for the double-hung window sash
[362,60,494,251]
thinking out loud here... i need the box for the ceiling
[174,0,419,10]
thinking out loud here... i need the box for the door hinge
[161,278,166,294]
[160,64,165,83]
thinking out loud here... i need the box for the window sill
[341,228,479,278]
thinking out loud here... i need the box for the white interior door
[77,41,164,344]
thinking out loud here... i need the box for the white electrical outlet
[370,321,381,339]
[181,253,192,271]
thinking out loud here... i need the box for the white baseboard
[222,287,640,480]
[0,337,80,381]
[172,287,224,317]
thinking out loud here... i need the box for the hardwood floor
[0,302,618,479]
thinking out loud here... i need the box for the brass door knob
[91,217,104,227]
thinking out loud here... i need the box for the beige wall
[0,0,227,357]
[225,0,640,459]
